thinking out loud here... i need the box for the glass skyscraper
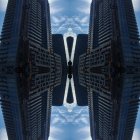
[79,0,140,139]
[0,0,61,140]
[0,0,140,140]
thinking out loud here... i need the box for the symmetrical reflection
[79,57,140,139]
[79,0,140,139]
[0,0,140,140]
[0,0,61,139]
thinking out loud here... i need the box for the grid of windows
[79,0,140,140]
[0,0,61,140]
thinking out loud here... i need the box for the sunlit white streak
[71,77,77,104]
[63,29,77,107]
[63,78,70,105]
[63,34,70,63]
[70,33,77,62]
[63,30,71,105]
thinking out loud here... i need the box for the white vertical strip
[70,35,77,62]
[63,35,70,63]
[71,77,77,104]
[63,78,70,105]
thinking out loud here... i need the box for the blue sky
[49,0,91,34]
[49,106,91,140]
[0,0,140,140]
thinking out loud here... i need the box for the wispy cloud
[0,128,8,140]
[132,0,140,11]
[51,16,89,34]
[81,0,92,3]
[49,126,63,140]
[77,0,91,14]
[48,137,58,140]
[132,128,140,140]
[50,7,63,15]
[74,16,89,27]
[49,0,64,15]
[77,7,90,14]
[74,16,88,23]
[48,0,59,4]
[78,126,91,138]
[49,0,91,34]
[51,16,66,27]
[49,127,63,138]
[0,0,8,12]
[49,106,91,140]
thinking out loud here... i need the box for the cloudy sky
[49,0,91,34]
[49,106,91,140]
[0,0,140,140]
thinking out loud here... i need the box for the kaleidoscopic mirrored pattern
[0,0,140,140]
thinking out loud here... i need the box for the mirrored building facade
[79,0,140,140]
[0,0,61,139]
[0,0,140,140]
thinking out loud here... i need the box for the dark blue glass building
[79,0,140,139]
[0,0,61,140]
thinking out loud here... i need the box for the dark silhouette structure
[73,34,88,106]
[67,61,73,79]
[79,0,140,139]
[0,0,140,140]
[0,0,61,140]
[52,34,67,106]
